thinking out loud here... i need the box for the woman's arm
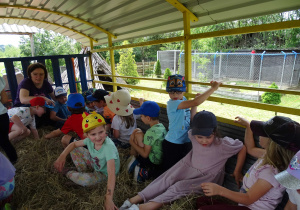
[232,145,247,188]
[0,89,9,105]
[234,116,265,158]
[105,159,117,210]
[19,89,55,105]
[178,81,221,110]
[54,140,85,172]
[201,179,273,206]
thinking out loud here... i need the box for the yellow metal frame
[1,17,97,42]
[0,5,117,39]
[183,11,192,97]
[165,0,198,22]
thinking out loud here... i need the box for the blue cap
[191,110,217,136]
[133,101,160,117]
[166,74,186,92]
[67,93,85,109]
[86,95,98,102]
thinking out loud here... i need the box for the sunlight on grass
[130,79,300,123]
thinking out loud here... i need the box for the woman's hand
[201,182,223,196]
[234,116,250,127]
[44,97,55,106]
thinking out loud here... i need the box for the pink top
[240,158,285,210]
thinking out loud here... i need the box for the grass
[129,78,300,123]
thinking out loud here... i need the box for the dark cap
[191,110,217,136]
[250,116,300,151]
[133,101,160,117]
[87,89,108,102]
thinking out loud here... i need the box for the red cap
[251,50,256,54]
[30,97,45,107]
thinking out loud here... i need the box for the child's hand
[54,158,65,172]
[210,81,222,90]
[231,171,243,188]
[105,196,118,210]
[139,98,144,106]
[234,116,250,127]
[201,182,222,196]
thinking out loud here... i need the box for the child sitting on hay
[54,111,120,209]
[8,97,49,142]
[44,94,89,148]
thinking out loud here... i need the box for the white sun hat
[104,89,134,116]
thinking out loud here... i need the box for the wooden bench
[131,100,288,209]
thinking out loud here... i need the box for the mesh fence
[158,50,300,89]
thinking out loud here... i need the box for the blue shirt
[165,96,191,144]
[51,101,70,119]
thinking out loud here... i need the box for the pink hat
[275,150,300,189]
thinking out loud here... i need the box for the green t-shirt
[144,123,167,165]
[83,137,120,176]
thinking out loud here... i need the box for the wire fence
[158,50,300,89]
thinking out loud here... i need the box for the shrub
[261,82,281,105]
[163,68,172,86]
[155,59,162,78]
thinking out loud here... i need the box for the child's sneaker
[137,167,148,183]
[128,204,139,210]
[119,199,132,210]
[127,156,139,173]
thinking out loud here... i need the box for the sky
[0,35,25,47]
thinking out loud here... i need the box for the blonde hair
[260,141,296,172]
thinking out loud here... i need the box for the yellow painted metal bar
[0,5,117,39]
[190,20,300,40]
[95,80,299,115]
[89,38,95,88]
[94,74,300,95]
[183,11,192,98]
[91,36,185,53]
[165,0,198,22]
[108,35,117,92]
[1,17,97,42]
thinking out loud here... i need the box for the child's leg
[9,124,30,142]
[66,147,105,186]
[134,130,145,148]
[0,113,17,163]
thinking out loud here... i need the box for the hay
[3,127,200,209]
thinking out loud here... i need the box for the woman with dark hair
[13,63,56,127]
[14,63,55,107]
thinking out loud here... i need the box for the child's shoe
[119,199,132,210]
[128,204,139,210]
[127,156,139,173]
[137,167,148,183]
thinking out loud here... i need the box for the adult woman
[14,63,55,107]
[14,63,55,127]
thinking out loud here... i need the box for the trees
[261,83,281,105]
[163,68,172,86]
[117,40,139,85]
[155,59,162,78]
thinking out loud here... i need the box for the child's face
[194,134,215,147]
[259,136,270,149]
[169,91,184,100]
[57,96,67,104]
[35,106,45,117]
[86,102,94,109]
[140,114,150,124]
[87,125,107,146]
[93,100,105,108]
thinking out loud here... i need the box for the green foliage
[0,45,22,75]
[261,82,281,105]
[117,40,139,85]
[155,59,162,78]
[163,68,172,86]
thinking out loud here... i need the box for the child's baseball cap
[82,111,106,133]
[133,101,160,117]
[29,97,53,108]
[82,88,95,103]
[87,89,109,102]
[250,116,300,152]
[104,89,134,116]
[166,74,186,92]
[191,110,217,136]
[54,86,67,97]
[275,150,300,189]
[67,93,85,109]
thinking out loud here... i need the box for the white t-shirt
[8,107,36,128]
[111,114,138,143]
[287,189,300,209]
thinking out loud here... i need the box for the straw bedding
[4,127,199,209]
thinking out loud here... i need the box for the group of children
[1,74,300,210]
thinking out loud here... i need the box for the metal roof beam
[0,5,117,39]
[1,17,98,43]
[165,0,198,22]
